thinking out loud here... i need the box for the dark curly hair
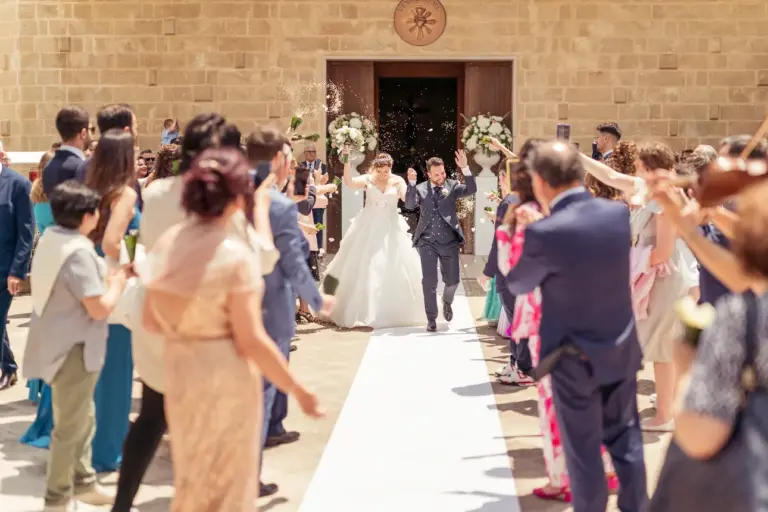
[501,138,543,230]
[153,144,181,180]
[587,140,637,200]
[182,148,252,219]
[179,113,240,175]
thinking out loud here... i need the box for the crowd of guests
[0,103,336,511]
[477,120,768,511]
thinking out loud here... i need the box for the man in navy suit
[42,106,91,197]
[0,142,34,390]
[503,142,646,512]
[245,127,335,497]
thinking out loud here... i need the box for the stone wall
[2,0,768,153]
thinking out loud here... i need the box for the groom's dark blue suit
[504,188,647,512]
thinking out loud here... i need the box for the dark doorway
[377,76,459,233]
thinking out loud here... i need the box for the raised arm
[453,149,477,197]
[579,153,642,195]
[404,167,422,210]
[341,146,368,190]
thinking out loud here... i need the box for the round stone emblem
[393,0,447,47]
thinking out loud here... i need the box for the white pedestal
[341,150,366,237]
[473,173,497,257]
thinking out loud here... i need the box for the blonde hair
[30,150,55,203]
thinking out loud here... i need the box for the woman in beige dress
[142,148,322,512]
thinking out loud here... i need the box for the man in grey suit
[405,150,477,332]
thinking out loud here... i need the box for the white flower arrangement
[460,113,513,155]
[328,112,378,156]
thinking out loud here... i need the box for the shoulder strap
[742,291,759,392]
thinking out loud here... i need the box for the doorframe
[373,61,465,151]
[321,57,518,157]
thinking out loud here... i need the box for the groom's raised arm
[503,226,549,296]
[454,166,477,197]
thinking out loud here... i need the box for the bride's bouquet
[328,113,378,163]
[461,113,512,155]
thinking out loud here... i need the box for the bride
[322,147,426,328]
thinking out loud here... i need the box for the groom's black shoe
[443,301,453,322]
[427,320,437,332]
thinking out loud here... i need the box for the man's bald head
[528,141,585,188]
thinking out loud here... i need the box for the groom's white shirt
[408,166,472,187]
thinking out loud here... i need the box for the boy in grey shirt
[23,181,132,511]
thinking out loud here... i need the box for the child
[160,118,179,145]
[22,181,131,511]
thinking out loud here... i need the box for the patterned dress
[496,203,615,489]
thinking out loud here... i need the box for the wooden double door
[324,60,513,255]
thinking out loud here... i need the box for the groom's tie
[433,186,442,209]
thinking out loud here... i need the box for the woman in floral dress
[496,162,618,503]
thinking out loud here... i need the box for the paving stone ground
[0,255,666,511]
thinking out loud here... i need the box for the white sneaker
[43,501,76,512]
[494,364,510,377]
[499,368,535,386]
[74,484,115,506]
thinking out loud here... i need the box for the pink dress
[496,204,614,489]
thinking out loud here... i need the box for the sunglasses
[144,157,156,163]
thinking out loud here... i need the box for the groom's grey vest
[418,187,460,247]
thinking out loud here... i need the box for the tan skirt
[164,339,263,512]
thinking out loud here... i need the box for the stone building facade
[1,0,767,154]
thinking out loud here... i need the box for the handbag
[107,239,146,330]
[646,292,762,512]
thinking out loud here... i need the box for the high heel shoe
[533,486,571,503]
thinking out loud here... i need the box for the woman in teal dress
[21,131,139,472]
[483,277,502,326]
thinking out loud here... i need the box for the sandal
[297,311,315,324]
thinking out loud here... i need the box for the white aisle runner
[299,282,521,512]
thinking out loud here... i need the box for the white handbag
[107,241,147,329]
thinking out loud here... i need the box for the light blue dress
[21,208,140,472]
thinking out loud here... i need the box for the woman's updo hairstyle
[370,152,394,170]
[182,148,252,219]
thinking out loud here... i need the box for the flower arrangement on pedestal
[460,113,512,155]
[327,113,378,164]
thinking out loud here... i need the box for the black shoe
[260,482,279,497]
[427,320,437,333]
[0,371,18,391]
[442,301,453,322]
[265,431,300,448]
[290,343,297,352]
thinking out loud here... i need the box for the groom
[406,150,477,332]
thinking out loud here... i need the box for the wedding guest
[160,118,179,145]
[245,127,335,497]
[496,160,618,504]
[0,144,34,391]
[43,106,91,196]
[75,104,143,212]
[478,175,506,328]
[651,178,768,508]
[485,137,544,385]
[594,121,621,161]
[585,141,637,200]
[302,142,327,251]
[143,148,322,511]
[23,181,132,510]
[142,144,179,189]
[503,142,647,512]
[25,151,56,403]
[112,113,256,511]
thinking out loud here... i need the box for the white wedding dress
[324,178,426,329]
